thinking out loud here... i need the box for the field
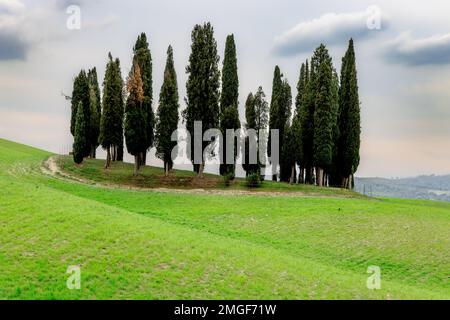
[0,138,449,299]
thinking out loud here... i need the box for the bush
[246,172,262,188]
[223,172,234,187]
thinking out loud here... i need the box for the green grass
[60,155,362,197]
[0,138,449,299]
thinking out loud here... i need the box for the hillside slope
[355,176,450,202]
[0,138,449,299]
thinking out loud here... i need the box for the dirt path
[41,155,354,198]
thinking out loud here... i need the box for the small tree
[155,45,179,176]
[73,102,88,164]
[124,62,147,176]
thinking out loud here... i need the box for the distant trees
[155,46,179,176]
[99,53,124,168]
[219,34,241,179]
[67,26,361,189]
[292,41,361,188]
[184,22,220,178]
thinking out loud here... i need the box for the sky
[0,0,449,178]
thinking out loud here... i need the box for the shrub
[223,172,234,187]
[246,172,262,188]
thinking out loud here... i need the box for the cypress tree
[254,87,269,135]
[73,102,88,164]
[70,70,90,138]
[124,62,147,176]
[99,53,124,168]
[338,39,361,188]
[312,44,335,187]
[329,69,341,187]
[155,45,179,176]
[114,58,125,162]
[132,33,154,165]
[242,87,269,177]
[184,22,220,178]
[243,92,256,176]
[299,60,315,184]
[295,63,307,183]
[281,119,301,184]
[219,34,241,178]
[278,80,293,182]
[87,67,101,158]
[268,66,283,181]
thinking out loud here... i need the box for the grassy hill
[0,138,449,299]
[355,176,450,202]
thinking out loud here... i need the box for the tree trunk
[305,166,312,184]
[298,167,304,184]
[105,147,111,168]
[316,167,324,187]
[164,162,169,177]
[198,161,205,179]
[133,155,139,176]
[289,165,295,184]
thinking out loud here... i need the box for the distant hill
[355,175,450,202]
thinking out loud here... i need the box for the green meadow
[0,138,449,299]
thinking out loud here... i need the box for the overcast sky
[0,0,449,178]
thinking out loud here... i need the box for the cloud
[0,0,30,60]
[0,31,29,60]
[0,0,25,13]
[273,6,387,55]
[385,32,450,66]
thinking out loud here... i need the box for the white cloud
[273,7,387,55]
[0,0,25,13]
[385,32,450,65]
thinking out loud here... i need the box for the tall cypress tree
[338,39,361,188]
[298,60,315,184]
[114,57,125,162]
[219,34,241,178]
[329,69,341,187]
[268,66,283,181]
[278,80,293,182]
[132,33,154,165]
[99,53,124,168]
[243,92,256,176]
[124,62,147,176]
[73,102,88,164]
[87,67,101,158]
[312,44,336,187]
[295,62,307,183]
[155,45,179,176]
[184,22,220,178]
